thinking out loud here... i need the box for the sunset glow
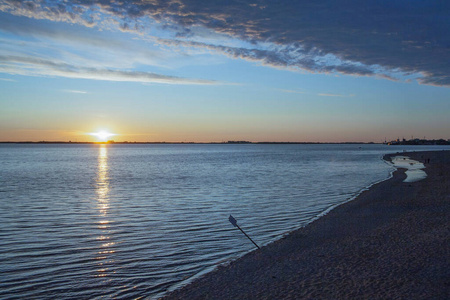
[0,1,449,143]
[90,131,116,142]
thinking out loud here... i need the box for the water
[391,155,427,182]
[1,143,448,299]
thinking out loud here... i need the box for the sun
[90,130,116,142]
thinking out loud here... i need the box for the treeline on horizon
[386,138,450,146]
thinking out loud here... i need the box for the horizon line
[0,140,382,145]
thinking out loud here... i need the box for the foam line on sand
[390,155,427,182]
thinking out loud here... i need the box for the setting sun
[90,130,116,142]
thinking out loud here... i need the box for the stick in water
[228,215,260,249]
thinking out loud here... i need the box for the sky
[0,0,449,143]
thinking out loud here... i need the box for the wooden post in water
[228,215,260,249]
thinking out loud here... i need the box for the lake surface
[1,144,448,299]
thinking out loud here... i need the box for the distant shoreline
[1,139,448,145]
[0,141,382,145]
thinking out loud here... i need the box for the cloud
[0,13,118,48]
[0,77,15,82]
[318,93,354,98]
[279,89,354,98]
[279,89,307,95]
[158,38,379,77]
[0,12,218,85]
[1,0,449,86]
[62,89,87,94]
[0,55,217,85]
[0,0,96,28]
[0,12,168,70]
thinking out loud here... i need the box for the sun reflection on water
[95,145,115,278]
[97,145,109,215]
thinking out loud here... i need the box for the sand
[163,151,450,299]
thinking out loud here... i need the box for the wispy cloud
[62,89,87,94]
[279,89,307,95]
[318,93,355,98]
[0,77,15,82]
[280,89,355,98]
[0,11,218,84]
[0,13,170,70]
[0,55,217,85]
[1,1,449,86]
[157,38,379,77]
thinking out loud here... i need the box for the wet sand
[163,151,450,299]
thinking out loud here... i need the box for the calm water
[1,144,448,299]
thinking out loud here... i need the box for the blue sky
[0,0,449,142]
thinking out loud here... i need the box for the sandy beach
[163,150,450,299]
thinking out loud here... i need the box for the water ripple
[1,144,448,299]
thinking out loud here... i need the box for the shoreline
[163,150,449,299]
